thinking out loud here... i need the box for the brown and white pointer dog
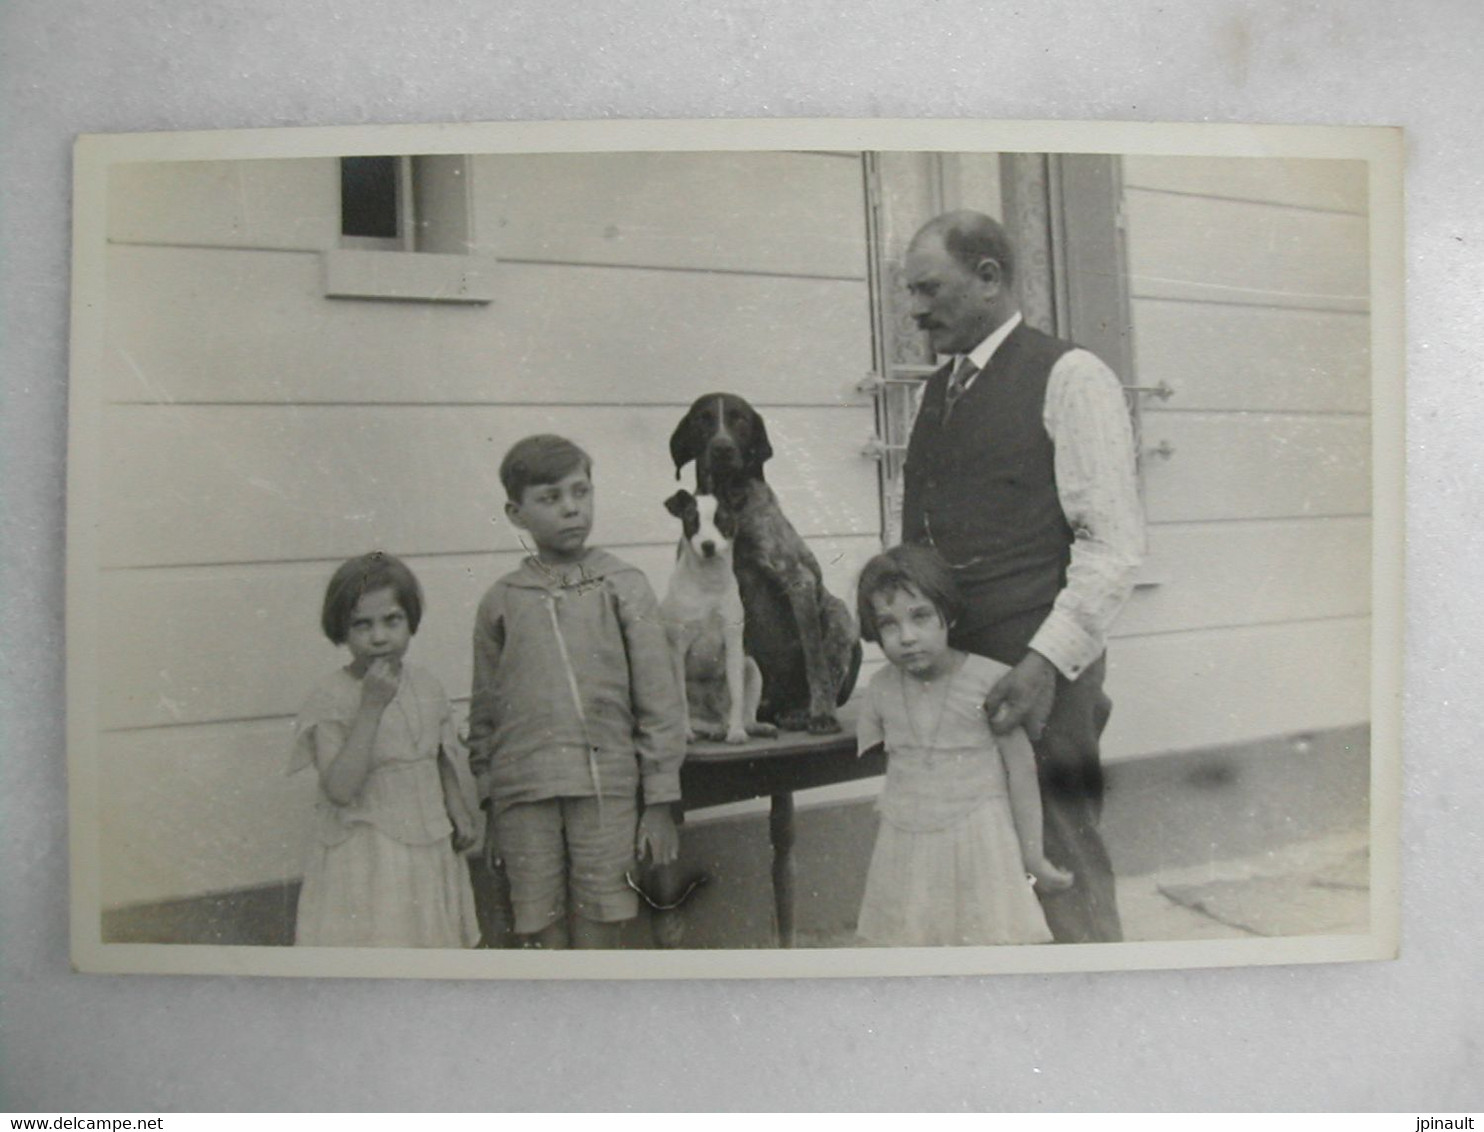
[670,393,862,734]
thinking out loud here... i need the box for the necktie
[942,355,978,422]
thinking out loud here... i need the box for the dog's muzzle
[703,439,742,470]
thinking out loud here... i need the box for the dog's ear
[743,405,773,471]
[669,408,702,478]
[664,489,695,520]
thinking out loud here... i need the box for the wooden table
[680,705,883,947]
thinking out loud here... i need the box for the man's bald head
[904,210,1020,356]
[909,210,1017,289]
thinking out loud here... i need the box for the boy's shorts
[492,794,638,934]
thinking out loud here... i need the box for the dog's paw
[691,721,727,742]
[724,727,749,745]
[746,721,778,739]
[775,710,812,732]
[806,712,843,735]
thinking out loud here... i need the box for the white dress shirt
[953,312,1146,680]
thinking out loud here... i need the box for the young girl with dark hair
[290,552,479,947]
[854,544,1072,946]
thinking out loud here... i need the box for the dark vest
[901,321,1075,633]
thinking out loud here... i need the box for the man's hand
[636,805,680,866]
[983,650,1057,740]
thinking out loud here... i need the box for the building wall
[859,152,1372,762]
[1104,155,1371,757]
[99,152,879,907]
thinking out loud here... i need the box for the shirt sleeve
[1033,348,1146,679]
[288,679,349,777]
[856,677,885,756]
[613,571,687,805]
[431,680,480,823]
[466,585,507,801]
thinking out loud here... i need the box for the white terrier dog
[661,489,777,745]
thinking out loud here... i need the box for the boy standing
[469,435,684,949]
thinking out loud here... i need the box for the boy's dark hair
[500,434,592,502]
[321,551,424,645]
[855,543,963,644]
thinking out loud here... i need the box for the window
[340,156,403,245]
[325,154,495,303]
[339,155,475,253]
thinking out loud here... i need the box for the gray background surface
[2,0,1479,1111]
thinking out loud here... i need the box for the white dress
[856,654,1053,947]
[290,664,480,948]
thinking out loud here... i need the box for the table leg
[769,791,796,947]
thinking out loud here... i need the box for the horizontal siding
[97,535,883,732]
[1102,617,1370,761]
[98,404,879,568]
[1139,412,1370,522]
[100,718,320,907]
[97,613,1371,907]
[92,154,889,909]
[1117,157,1374,773]
[471,151,867,278]
[1131,299,1369,414]
[1122,156,1367,214]
[105,246,874,407]
[106,152,870,279]
[99,506,1369,736]
[1125,188,1369,307]
[1113,518,1371,638]
[108,158,340,251]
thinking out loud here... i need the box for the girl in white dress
[854,544,1072,946]
[290,552,480,948]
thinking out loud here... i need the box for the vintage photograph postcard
[66,118,1402,979]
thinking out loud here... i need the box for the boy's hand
[481,813,500,873]
[448,801,480,854]
[635,805,679,866]
[360,658,401,709]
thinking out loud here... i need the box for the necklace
[896,654,963,761]
[391,668,424,753]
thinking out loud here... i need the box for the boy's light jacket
[467,548,685,810]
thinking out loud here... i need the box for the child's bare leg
[571,916,623,950]
[1001,727,1074,892]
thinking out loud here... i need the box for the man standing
[900,209,1145,943]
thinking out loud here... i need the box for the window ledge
[322,248,497,304]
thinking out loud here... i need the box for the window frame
[325,153,496,305]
